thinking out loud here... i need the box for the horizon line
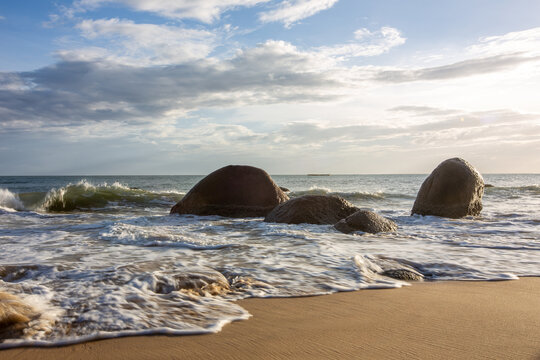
[1,173,539,177]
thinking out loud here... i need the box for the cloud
[66,0,270,23]
[67,0,339,26]
[388,106,460,117]
[368,27,540,83]
[61,22,405,66]
[468,27,540,57]
[318,27,406,59]
[58,18,216,65]
[2,27,539,138]
[373,53,539,83]
[259,0,338,27]
[0,73,31,91]
[0,40,345,134]
[407,109,538,133]
[161,109,540,171]
[5,6,540,174]
[3,20,540,141]
[0,15,5,20]
[262,109,540,160]
[270,122,400,148]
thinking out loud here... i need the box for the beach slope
[2,278,540,359]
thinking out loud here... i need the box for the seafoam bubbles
[0,262,250,348]
[289,186,402,201]
[99,215,242,249]
[353,254,408,288]
[0,189,25,212]
[0,267,64,346]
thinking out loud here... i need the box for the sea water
[0,174,539,347]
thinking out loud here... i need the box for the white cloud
[66,0,339,26]
[468,27,540,57]
[56,46,110,63]
[4,26,540,136]
[388,106,459,117]
[318,27,406,59]
[0,40,346,134]
[69,0,270,22]
[61,22,404,68]
[4,22,540,172]
[60,18,216,65]
[135,109,540,174]
[373,53,539,83]
[0,15,5,21]
[259,0,338,27]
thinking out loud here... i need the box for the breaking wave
[485,184,540,196]
[0,189,25,212]
[289,186,415,201]
[3,180,183,212]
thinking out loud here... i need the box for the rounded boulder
[264,195,358,225]
[411,158,484,218]
[334,210,397,234]
[170,165,289,217]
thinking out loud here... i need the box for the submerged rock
[279,187,290,192]
[411,158,484,218]
[376,257,425,281]
[0,291,38,339]
[334,210,397,234]
[170,165,289,217]
[154,273,231,296]
[264,195,358,225]
[381,269,424,281]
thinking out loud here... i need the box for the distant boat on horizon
[307,173,331,176]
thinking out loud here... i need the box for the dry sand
[2,278,540,360]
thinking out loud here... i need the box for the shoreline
[2,278,540,359]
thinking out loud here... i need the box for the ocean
[1,174,539,347]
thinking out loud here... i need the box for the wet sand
[2,278,540,359]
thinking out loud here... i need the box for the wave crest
[39,180,183,212]
[1,180,184,213]
[0,188,25,211]
[485,184,540,196]
[289,186,414,201]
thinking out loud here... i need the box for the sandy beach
[2,278,539,360]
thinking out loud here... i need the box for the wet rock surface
[264,195,358,225]
[381,269,424,281]
[412,158,484,218]
[171,165,289,217]
[334,210,397,234]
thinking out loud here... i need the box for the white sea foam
[288,186,407,201]
[0,188,25,211]
[353,254,408,288]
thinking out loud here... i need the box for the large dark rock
[264,195,358,225]
[170,165,289,217]
[412,158,484,218]
[334,210,397,234]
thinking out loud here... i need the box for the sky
[1,0,539,175]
